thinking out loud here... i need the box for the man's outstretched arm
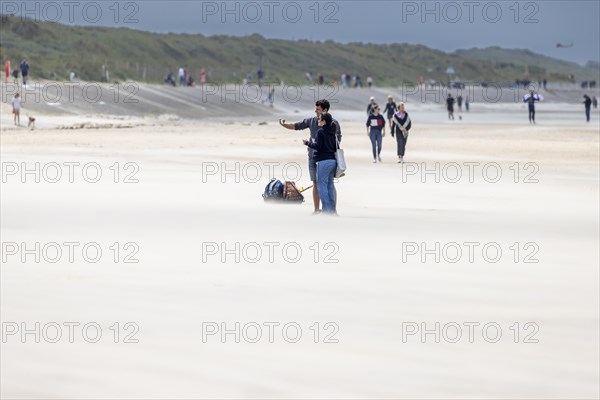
[279,119,295,130]
[279,118,309,131]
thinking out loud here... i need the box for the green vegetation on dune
[454,47,598,82]
[1,16,598,85]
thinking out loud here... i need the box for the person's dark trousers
[585,107,591,122]
[529,106,535,123]
[396,131,409,157]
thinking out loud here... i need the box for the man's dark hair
[316,99,330,111]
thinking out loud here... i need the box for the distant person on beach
[12,68,19,84]
[446,94,455,120]
[457,95,463,111]
[543,79,547,90]
[165,72,176,86]
[186,74,195,87]
[257,68,264,87]
[366,104,385,163]
[392,102,412,163]
[303,112,338,215]
[465,96,470,111]
[12,93,21,126]
[178,67,185,87]
[524,90,543,124]
[583,95,592,122]
[355,75,362,88]
[383,95,397,128]
[268,87,275,107]
[279,99,342,214]
[20,59,29,86]
[592,96,598,109]
[367,96,377,115]
[367,76,373,88]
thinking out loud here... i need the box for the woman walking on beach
[303,113,338,214]
[392,102,411,163]
[12,93,21,126]
[383,95,397,129]
[366,105,386,163]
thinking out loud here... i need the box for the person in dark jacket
[20,59,29,86]
[366,105,386,163]
[392,102,412,163]
[303,113,338,214]
[523,91,543,124]
[583,95,592,122]
[446,94,455,120]
[383,95,397,128]
[164,72,176,86]
[366,96,377,115]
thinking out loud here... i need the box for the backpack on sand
[262,178,306,203]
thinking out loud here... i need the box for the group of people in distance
[523,90,596,124]
[275,87,596,216]
[277,96,413,216]
[366,96,412,164]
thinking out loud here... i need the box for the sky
[3,0,599,65]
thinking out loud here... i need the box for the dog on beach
[27,115,35,130]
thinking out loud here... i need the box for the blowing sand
[1,88,599,399]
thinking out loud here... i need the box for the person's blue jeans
[369,130,382,159]
[317,159,337,213]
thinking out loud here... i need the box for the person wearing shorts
[12,93,21,126]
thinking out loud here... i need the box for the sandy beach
[1,82,599,399]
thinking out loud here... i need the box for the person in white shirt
[178,67,185,87]
[12,93,21,126]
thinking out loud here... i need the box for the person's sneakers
[398,156,404,163]
[372,159,377,163]
[378,156,382,162]
[312,210,322,215]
